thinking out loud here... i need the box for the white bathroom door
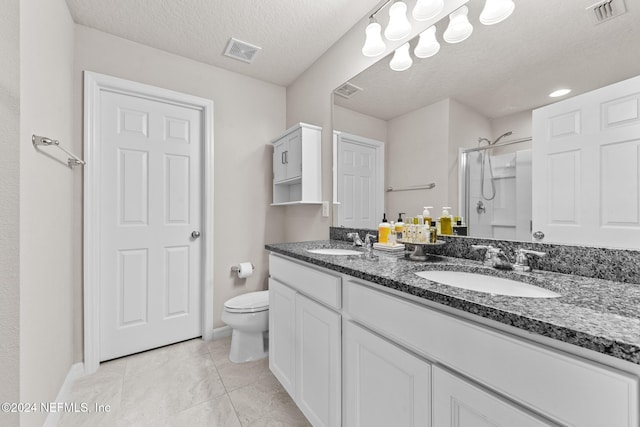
[98,90,203,361]
[532,75,640,248]
[336,132,384,229]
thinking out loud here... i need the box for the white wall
[491,110,533,143]
[386,99,450,220]
[333,104,387,142]
[74,26,287,336]
[0,0,20,426]
[19,1,76,426]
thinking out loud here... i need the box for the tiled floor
[58,337,311,427]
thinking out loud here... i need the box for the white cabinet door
[273,140,288,183]
[268,278,296,397]
[295,294,341,427]
[432,366,552,427]
[532,75,640,248]
[343,320,431,427]
[273,129,302,184]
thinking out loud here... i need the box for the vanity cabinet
[268,254,341,427]
[271,122,322,205]
[343,278,638,427]
[343,320,431,427]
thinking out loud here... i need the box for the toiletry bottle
[389,221,396,245]
[378,213,390,244]
[423,206,433,226]
[430,221,437,243]
[440,207,453,235]
[395,213,405,241]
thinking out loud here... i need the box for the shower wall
[465,148,532,241]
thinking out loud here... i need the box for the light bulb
[480,0,515,25]
[412,0,444,21]
[443,6,473,44]
[414,26,440,58]
[362,21,386,57]
[384,1,411,41]
[389,43,413,71]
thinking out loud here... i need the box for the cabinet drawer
[269,254,341,309]
[344,280,638,427]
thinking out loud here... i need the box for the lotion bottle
[378,213,390,244]
[395,213,405,241]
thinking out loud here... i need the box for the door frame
[332,130,384,228]
[83,71,214,373]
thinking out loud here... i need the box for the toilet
[221,290,269,363]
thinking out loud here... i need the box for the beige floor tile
[163,395,242,427]
[58,377,122,427]
[228,373,310,427]
[117,351,226,425]
[207,336,232,366]
[124,338,210,379]
[216,355,271,392]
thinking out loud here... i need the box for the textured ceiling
[335,0,640,120]
[65,0,381,86]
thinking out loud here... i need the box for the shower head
[491,131,513,145]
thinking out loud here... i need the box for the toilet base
[229,329,268,363]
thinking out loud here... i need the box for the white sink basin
[307,248,362,256]
[415,270,560,298]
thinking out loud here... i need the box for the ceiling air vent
[587,0,627,24]
[334,82,363,99]
[223,38,261,63]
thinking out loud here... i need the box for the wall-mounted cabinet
[271,123,322,205]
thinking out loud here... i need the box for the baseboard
[211,325,232,340]
[43,362,85,427]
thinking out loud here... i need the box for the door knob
[191,231,201,239]
[532,231,544,240]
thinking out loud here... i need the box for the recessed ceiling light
[549,89,571,98]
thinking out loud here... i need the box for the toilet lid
[224,290,269,313]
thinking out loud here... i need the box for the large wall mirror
[332,0,640,249]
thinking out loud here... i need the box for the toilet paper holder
[230,263,255,273]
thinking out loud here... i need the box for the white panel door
[343,320,431,427]
[99,90,202,361]
[432,367,552,427]
[295,294,341,427]
[532,75,640,248]
[336,132,384,229]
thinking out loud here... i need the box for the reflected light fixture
[412,0,444,21]
[362,19,386,57]
[549,89,572,98]
[443,6,473,43]
[390,43,413,71]
[384,1,412,41]
[414,26,440,58]
[480,0,515,25]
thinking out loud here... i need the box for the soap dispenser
[423,206,433,226]
[378,213,390,244]
[440,207,453,235]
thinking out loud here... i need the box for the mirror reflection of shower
[461,135,532,241]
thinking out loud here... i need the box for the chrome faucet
[513,248,547,272]
[364,234,377,257]
[471,245,513,270]
[347,232,363,247]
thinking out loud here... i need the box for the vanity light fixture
[443,6,474,43]
[362,18,387,57]
[549,88,572,98]
[480,0,515,25]
[414,26,440,58]
[389,43,413,71]
[384,1,412,41]
[412,0,444,21]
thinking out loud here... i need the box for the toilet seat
[224,290,269,313]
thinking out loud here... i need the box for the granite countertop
[265,239,640,365]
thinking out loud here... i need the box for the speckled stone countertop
[265,240,640,365]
